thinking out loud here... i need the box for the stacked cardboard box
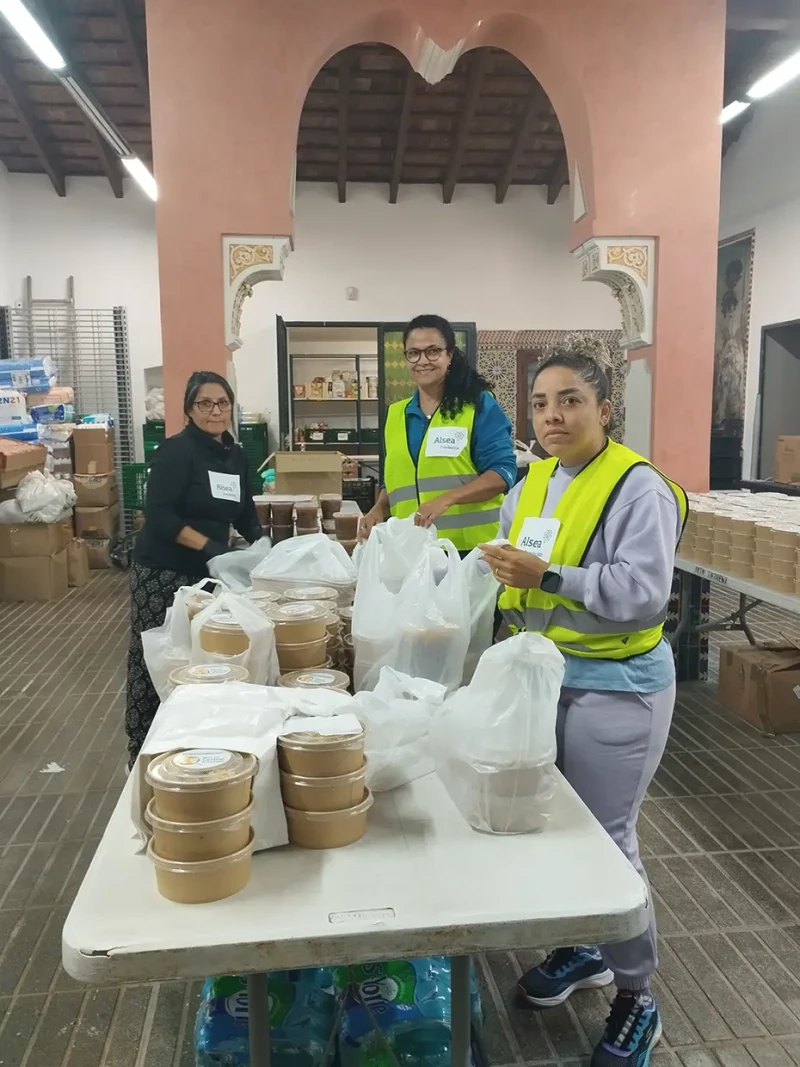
[775,436,800,485]
[0,438,46,489]
[719,644,800,735]
[0,520,71,601]
[72,426,116,569]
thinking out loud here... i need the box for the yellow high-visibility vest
[499,439,688,659]
[383,397,504,552]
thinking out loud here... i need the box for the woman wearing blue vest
[481,347,687,1067]
[359,314,516,552]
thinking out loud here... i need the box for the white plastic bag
[16,469,76,522]
[461,548,500,684]
[207,537,272,591]
[352,537,469,693]
[433,632,565,835]
[351,667,447,792]
[190,589,280,686]
[250,533,356,601]
[141,580,224,701]
[359,517,437,593]
[0,498,24,524]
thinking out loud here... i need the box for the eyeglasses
[405,346,448,364]
[194,399,232,414]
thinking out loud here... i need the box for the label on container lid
[147,747,258,791]
[295,671,338,686]
[278,603,325,619]
[173,749,235,770]
[286,586,337,600]
[186,665,233,680]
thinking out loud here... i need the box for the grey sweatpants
[556,683,675,991]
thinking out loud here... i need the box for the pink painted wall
[145,0,725,489]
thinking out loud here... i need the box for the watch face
[541,570,561,593]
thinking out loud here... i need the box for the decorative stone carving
[574,238,655,349]
[223,235,292,350]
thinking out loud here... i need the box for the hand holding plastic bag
[433,632,565,834]
[207,536,272,591]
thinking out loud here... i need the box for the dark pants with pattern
[125,561,195,761]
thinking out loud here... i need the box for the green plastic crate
[143,420,165,441]
[238,423,269,492]
[122,463,149,510]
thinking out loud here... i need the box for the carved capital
[222,235,292,350]
[574,238,655,349]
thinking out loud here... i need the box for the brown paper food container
[280,762,367,813]
[278,727,365,777]
[276,637,328,671]
[146,749,257,823]
[148,833,254,903]
[145,798,253,862]
[285,791,372,849]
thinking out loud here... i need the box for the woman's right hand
[358,506,385,542]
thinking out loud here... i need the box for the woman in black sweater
[125,371,261,763]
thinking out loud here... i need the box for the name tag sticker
[425,427,468,458]
[516,518,561,562]
[208,471,241,503]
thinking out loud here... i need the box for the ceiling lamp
[122,157,158,201]
[719,100,750,124]
[0,0,65,70]
[747,48,800,99]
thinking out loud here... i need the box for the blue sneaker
[590,991,662,1067]
[517,947,613,1007]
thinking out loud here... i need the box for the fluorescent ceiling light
[719,100,750,124]
[747,48,800,99]
[122,157,158,201]
[0,0,65,70]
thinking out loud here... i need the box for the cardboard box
[774,436,800,485]
[73,471,118,508]
[269,452,343,498]
[0,455,46,489]
[74,504,119,539]
[0,521,72,559]
[67,538,90,587]
[85,537,112,570]
[72,424,115,476]
[0,438,47,472]
[718,644,800,735]
[0,548,68,602]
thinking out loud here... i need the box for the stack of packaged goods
[71,420,117,569]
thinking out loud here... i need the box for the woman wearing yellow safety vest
[359,314,516,552]
[481,347,687,1067]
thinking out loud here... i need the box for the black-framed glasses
[405,346,448,364]
[194,399,232,414]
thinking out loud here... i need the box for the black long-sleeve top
[134,421,260,578]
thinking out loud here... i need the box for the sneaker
[517,947,613,1007]
[590,991,662,1067]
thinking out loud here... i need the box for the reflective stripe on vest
[383,397,504,552]
[498,439,688,660]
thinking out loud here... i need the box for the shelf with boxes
[289,348,379,457]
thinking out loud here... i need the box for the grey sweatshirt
[499,460,683,691]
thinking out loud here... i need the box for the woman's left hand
[479,543,549,589]
[414,494,453,528]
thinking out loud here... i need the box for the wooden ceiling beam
[442,50,491,204]
[106,0,149,99]
[546,152,569,205]
[36,0,125,198]
[389,67,415,203]
[337,51,350,203]
[727,0,800,30]
[0,50,65,195]
[495,93,543,204]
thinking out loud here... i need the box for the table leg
[248,972,271,1067]
[451,956,471,1067]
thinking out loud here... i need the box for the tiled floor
[1,574,800,1067]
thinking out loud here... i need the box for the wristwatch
[539,565,563,594]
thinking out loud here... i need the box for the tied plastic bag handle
[169,578,224,660]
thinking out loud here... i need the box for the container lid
[169,664,250,685]
[338,606,354,621]
[147,830,255,873]
[279,714,364,750]
[283,586,338,602]
[201,613,246,634]
[278,669,350,690]
[267,603,328,624]
[241,589,280,604]
[145,796,254,833]
[319,494,343,502]
[284,790,373,820]
[146,749,258,793]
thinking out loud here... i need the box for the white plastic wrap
[141,580,224,701]
[207,537,272,591]
[0,498,25,524]
[352,537,469,693]
[351,667,447,792]
[433,632,565,835]
[358,516,437,592]
[15,469,76,523]
[461,548,500,684]
[190,590,280,686]
[250,533,356,601]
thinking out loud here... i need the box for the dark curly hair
[403,314,492,419]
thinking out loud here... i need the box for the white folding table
[63,772,649,1067]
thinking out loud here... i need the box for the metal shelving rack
[1,276,135,534]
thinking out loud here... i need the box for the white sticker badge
[516,518,561,563]
[208,471,241,503]
[425,427,468,458]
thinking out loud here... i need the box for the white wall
[0,163,10,306]
[1,175,620,454]
[719,77,800,477]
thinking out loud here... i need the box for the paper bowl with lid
[146,748,258,823]
[280,760,367,813]
[276,636,328,671]
[278,720,365,778]
[282,585,338,606]
[148,832,255,903]
[278,668,350,692]
[285,790,373,850]
[145,797,254,862]
[168,663,249,687]
[267,602,328,644]
[199,613,250,657]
